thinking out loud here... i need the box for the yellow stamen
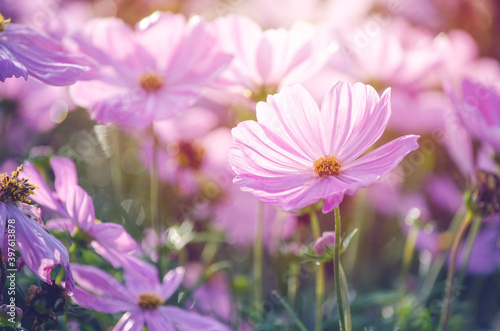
[247,85,278,103]
[313,155,342,177]
[0,13,11,32]
[138,292,163,310]
[0,165,38,204]
[139,72,164,92]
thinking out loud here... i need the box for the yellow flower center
[0,166,38,204]
[138,292,163,310]
[139,72,164,92]
[313,155,342,177]
[244,85,278,103]
[0,13,11,32]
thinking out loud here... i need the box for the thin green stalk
[334,207,347,331]
[438,210,473,331]
[272,290,308,331]
[149,125,160,234]
[253,201,264,315]
[401,225,419,292]
[339,263,351,331]
[109,125,123,202]
[310,211,324,331]
[458,215,481,283]
[287,258,299,309]
[417,207,466,304]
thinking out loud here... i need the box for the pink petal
[71,286,136,314]
[257,85,324,160]
[64,186,95,232]
[124,257,161,296]
[340,135,420,195]
[159,306,232,331]
[0,203,7,247]
[51,157,78,200]
[320,81,391,163]
[231,121,312,173]
[160,267,185,301]
[46,218,75,233]
[10,205,74,292]
[136,12,186,73]
[91,222,138,254]
[113,311,146,331]
[144,310,176,331]
[22,161,67,216]
[71,264,135,302]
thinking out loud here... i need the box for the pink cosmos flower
[229,81,420,213]
[209,15,332,107]
[69,12,232,128]
[70,260,231,331]
[449,77,500,153]
[22,157,138,269]
[0,166,74,292]
[0,14,92,85]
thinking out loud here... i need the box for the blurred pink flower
[71,260,231,331]
[145,115,232,196]
[23,158,138,269]
[449,77,500,153]
[213,186,297,251]
[229,81,419,213]
[69,12,232,128]
[209,15,332,107]
[0,15,92,85]
[0,77,74,131]
[0,166,74,293]
[182,262,232,323]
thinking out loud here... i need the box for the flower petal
[0,44,27,81]
[160,267,185,301]
[123,257,161,296]
[71,285,135,314]
[340,135,420,195]
[46,218,75,233]
[22,161,67,216]
[159,306,232,331]
[9,205,74,292]
[144,310,176,331]
[64,186,95,232]
[320,81,391,163]
[71,263,135,302]
[91,222,138,254]
[51,157,78,201]
[0,203,8,248]
[113,311,146,331]
[3,24,91,85]
[257,84,324,160]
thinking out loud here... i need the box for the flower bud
[314,231,336,255]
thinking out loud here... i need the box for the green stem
[149,125,160,234]
[310,211,324,331]
[401,225,419,292]
[334,207,347,331]
[110,125,123,202]
[287,258,299,309]
[458,215,481,283]
[339,263,351,331]
[253,201,264,315]
[438,210,473,331]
